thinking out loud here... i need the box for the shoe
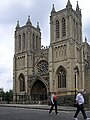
[73,118,78,120]
[49,112,51,114]
[56,112,58,115]
[85,118,90,120]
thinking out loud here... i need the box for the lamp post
[74,66,78,99]
[15,93,17,104]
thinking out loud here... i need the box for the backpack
[53,95,57,101]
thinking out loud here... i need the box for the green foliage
[0,91,5,100]
[0,90,13,102]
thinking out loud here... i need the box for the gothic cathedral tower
[49,0,84,95]
[13,16,42,102]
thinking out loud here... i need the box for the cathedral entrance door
[31,80,47,101]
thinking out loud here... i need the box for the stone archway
[31,80,47,101]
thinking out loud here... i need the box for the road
[0,107,90,120]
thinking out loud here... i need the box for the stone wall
[57,93,90,107]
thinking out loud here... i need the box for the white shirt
[51,94,54,104]
[76,93,84,105]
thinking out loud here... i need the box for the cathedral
[13,0,90,103]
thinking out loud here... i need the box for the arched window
[19,35,21,50]
[19,74,25,92]
[76,22,78,41]
[36,36,38,49]
[56,20,60,39]
[62,18,66,37]
[64,45,67,56]
[58,66,66,88]
[33,34,35,49]
[23,33,25,49]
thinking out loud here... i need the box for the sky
[0,0,90,92]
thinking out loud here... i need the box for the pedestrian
[73,89,90,120]
[49,92,58,115]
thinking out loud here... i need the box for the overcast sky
[0,0,90,92]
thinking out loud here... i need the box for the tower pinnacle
[26,15,32,25]
[51,4,56,14]
[66,0,72,9]
[16,21,20,29]
[37,22,40,31]
[76,1,79,12]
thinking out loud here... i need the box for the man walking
[73,89,90,120]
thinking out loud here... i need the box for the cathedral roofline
[15,22,41,33]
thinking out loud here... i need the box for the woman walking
[49,92,58,115]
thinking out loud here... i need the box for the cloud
[0,24,14,73]
[0,35,13,91]
[0,0,33,25]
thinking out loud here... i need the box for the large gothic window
[58,66,66,88]
[36,36,38,49]
[56,20,60,39]
[38,61,48,74]
[62,17,66,37]
[33,34,35,49]
[19,74,25,92]
[19,35,21,50]
[23,33,25,49]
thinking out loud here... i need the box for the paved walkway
[0,104,89,111]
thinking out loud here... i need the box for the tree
[0,89,13,103]
[0,90,5,101]
[5,90,13,103]
[8,90,13,101]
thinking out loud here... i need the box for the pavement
[0,104,90,111]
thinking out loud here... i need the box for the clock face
[38,61,48,74]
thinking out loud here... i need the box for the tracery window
[56,20,60,38]
[62,18,66,37]
[58,66,66,88]
[19,74,25,92]
[38,61,48,74]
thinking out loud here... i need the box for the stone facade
[13,0,90,103]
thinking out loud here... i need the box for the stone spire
[76,1,79,12]
[51,4,56,14]
[66,0,72,9]
[37,22,40,31]
[76,1,81,17]
[26,15,32,26]
[85,36,87,42]
[16,21,20,29]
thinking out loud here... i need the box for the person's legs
[54,101,58,114]
[74,104,80,118]
[49,103,54,114]
[80,104,87,119]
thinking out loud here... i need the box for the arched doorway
[31,80,47,101]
